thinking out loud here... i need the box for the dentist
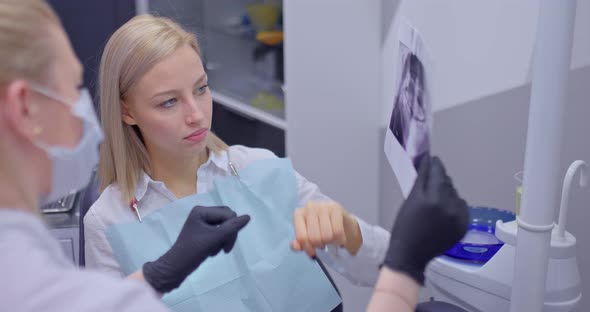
[0,1,249,311]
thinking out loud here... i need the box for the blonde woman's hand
[292,202,362,258]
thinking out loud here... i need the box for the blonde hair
[98,15,227,203]
[0,0,60,85]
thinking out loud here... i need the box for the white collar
[133,150,230,202]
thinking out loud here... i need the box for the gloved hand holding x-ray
[383,156,469,285]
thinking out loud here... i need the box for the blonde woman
[0,0,243,310]
[84,14,391,296]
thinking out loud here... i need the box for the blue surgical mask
[29,84,104,205]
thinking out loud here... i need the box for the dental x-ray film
[385,20,433,198]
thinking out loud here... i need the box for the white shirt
[84,145,390,287]
[0,209,169,312]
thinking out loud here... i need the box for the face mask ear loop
[28,82,76,108]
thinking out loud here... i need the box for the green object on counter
[251,92,284,111]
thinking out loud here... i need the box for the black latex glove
[143,206,250,293]
[383,156,469,285]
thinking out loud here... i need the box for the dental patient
[84,15,391,311]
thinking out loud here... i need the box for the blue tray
[444,207,516,263]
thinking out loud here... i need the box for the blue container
[444,207,516,263]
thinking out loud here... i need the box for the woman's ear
[121,101,137,126]
[3,80,38,140]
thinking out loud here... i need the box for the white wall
[285,1,590,311]
[284,1,383,311]
[381,0,590,117]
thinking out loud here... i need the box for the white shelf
[211,89,287,130]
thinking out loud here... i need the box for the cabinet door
[212,102,286,157]
[49,227,80,265]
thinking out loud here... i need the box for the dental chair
[78,170,343,311]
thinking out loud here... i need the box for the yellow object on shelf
[256,31,283,46]
[251,92,284,111]
[247,4,280,32]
